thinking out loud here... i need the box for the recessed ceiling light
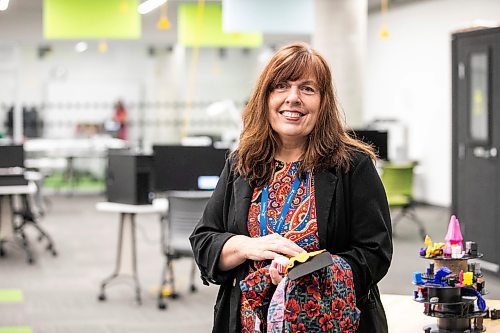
[75,42,88,53]
[138,0,167,15]
[0,0,10,11]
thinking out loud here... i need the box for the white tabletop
[96,198,168,214]
[166,190,213,198]
[382,293,500,332]
[24,137,127,154]
[24,171,43,182]
[25,158,67,170]
[0,182,37,195]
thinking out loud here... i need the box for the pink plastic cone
[445,215,463,253]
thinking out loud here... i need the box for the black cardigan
[190,151,393,332]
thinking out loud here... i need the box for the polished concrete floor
[1,194,499,332]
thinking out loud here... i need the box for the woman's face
[268,75,321,145]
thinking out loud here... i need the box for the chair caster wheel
[170,293,179,299]
[98,293,106,301]
[28,258,34,265]
[158,302,167,310]
[51,250,58,257]
[190,285,197,292]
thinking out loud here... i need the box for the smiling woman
[190,42,393,333]
[233,42,377,187]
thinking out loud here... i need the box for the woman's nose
[285,87,301,105]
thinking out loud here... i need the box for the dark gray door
[452,29,500,272]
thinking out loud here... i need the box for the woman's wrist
[227,235,248,259]
[219,235,249,271]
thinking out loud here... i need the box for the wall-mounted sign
[44,0,140,39]
[178,3,262,48]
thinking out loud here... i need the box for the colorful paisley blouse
[246,160,319,252]
[240,161,360,332]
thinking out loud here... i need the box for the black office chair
[158,191,211,310]
[0,144,57,263]
[11,183,57,263]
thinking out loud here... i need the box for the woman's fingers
[268,234,305,257]
[243,234,305,261]
[269,266,283,285]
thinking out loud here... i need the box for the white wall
[1,42,266,147]
[366,0,500,206]
[5,0,500,205]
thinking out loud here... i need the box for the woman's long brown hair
[231,42,376,187]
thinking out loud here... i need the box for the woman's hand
[241,233,305,262]
[218,233,305,271]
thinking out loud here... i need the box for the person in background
[190,42,392,332]
[113,100,128,140]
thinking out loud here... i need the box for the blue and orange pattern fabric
[247,160,319,252]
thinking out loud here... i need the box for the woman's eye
[274,82,287,90]
[301,86,316,94]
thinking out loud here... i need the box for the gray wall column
[313,0,367,128]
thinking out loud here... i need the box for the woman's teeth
[281,111,304,118]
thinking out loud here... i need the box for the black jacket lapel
[232,175,252,236]
[314,169,338,249]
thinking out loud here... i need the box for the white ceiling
[0,0,425,45]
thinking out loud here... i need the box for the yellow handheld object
[285,250,326,274]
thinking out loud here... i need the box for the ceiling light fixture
[0,0,10,11]
[75,42,88,53]
[138,0,167,15]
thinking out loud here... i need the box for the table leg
[98,212,142,304]
[66,156,74,197]
[130,213,141,304]
[157,213,170,310]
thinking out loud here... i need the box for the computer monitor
[0,144,27,186]
[348,129,389,161]
[152,145,228,191]
[0,144,24,168]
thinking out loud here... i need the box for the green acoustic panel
[178,4,262,47]
[44,0,140,39]
[0,328,32,333]
[0,289,23,303]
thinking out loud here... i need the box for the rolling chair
[381,162,426,240]
[12,187,58,263]
[158,191,211,310]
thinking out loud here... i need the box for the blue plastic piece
[413,272,424,285]
[425,267,452,286]
[463,287,487,312]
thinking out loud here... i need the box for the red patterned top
[240,162,360,332]
[241,160,320,331]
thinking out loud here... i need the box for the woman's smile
[279,110,307,120]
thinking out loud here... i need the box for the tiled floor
[0,194,499,332]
